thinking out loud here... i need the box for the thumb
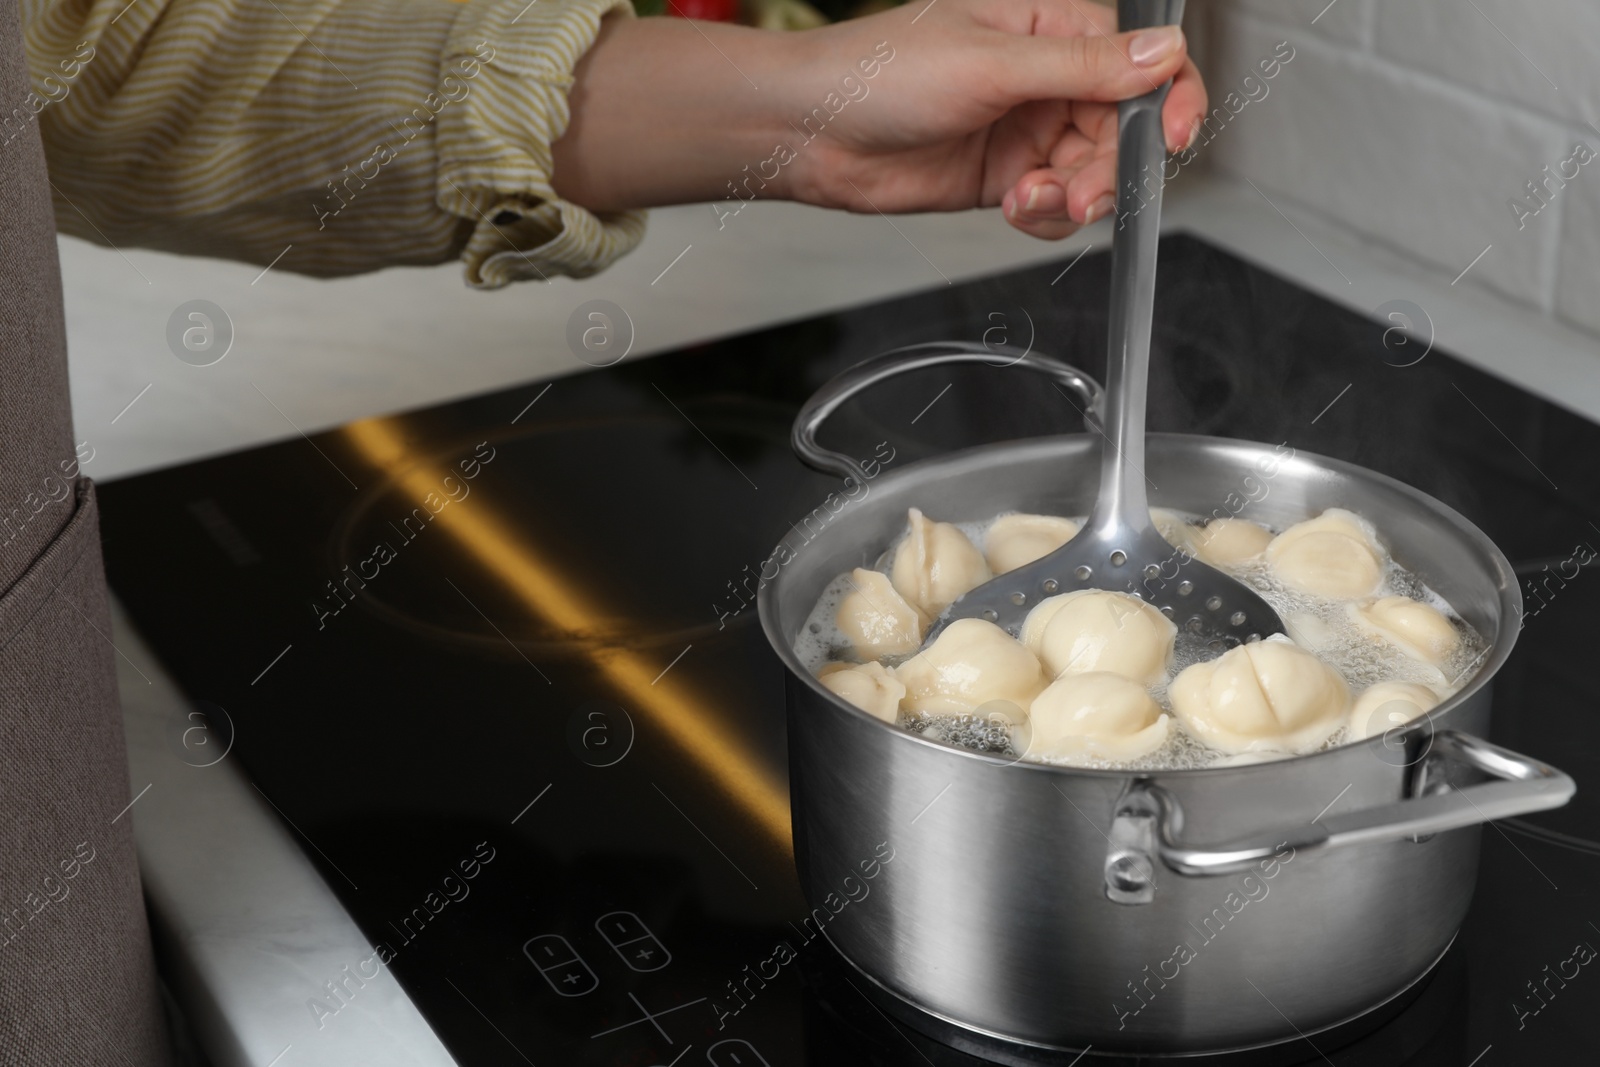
[1004,25,1187,103]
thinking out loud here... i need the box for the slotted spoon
[927,0,1286,648]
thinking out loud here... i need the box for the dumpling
[817,661,905,723]
[890,508,992,617]
[1026,672,1169,763]
[1265,508,1384,598]
[836,568,927,660]
[1149,511,1273,567]
[1021,590,1176,683]
[895,618,1048,715]
[1190,518,1273,567]
[1169,636,1349,754]
[1348,681,1442,741]
[1351,596,1459,668]
[984,513,1080,574]
[1150,508,1198,555]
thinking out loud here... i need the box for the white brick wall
[1556,173,1600,335]
[1374,1,1600,128]
[1198,0,1600,340]
[1228,0,1371,46]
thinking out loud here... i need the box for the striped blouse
[18,0,648,287]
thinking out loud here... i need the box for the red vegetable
[666,0,740,21]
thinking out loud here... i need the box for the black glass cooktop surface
[100,236,1600,1065]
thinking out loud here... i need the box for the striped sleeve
[20,0,647,288]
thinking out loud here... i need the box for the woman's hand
[552,0,1207,242]
[782,0,1206,238]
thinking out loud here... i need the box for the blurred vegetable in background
[634,0,900,26]
[657,0,740,19]
[746,0,829,29]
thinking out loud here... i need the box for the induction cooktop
[99,235,1600,1065]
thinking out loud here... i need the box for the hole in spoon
[1009,591,1026,606]
[1143,563,1161,579]
[1042,578,1059,594]
[1109,550,1127,567]
[1230,611,1247,627]
[1073,565,1092,581]
[1177,580,1194,596]
[1205,595,1223,611]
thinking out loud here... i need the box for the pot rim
[758,430,1520,779]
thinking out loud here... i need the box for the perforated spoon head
[927,521,1286,648]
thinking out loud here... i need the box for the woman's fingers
[976,101,1083,204]
[1002,169,1083,240]
[1010,18,1205,151]
[1002,25,1189,104]
[1067,60,1207,154]
[1002,144,1117,237]
[1069,100,1119,148]
[1003,46,1207,239]
[1062,150,1118,223]
[1006,0,1115,41]
[1165,58,1208,150]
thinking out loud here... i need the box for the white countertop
[65,197,1081,482]
[65,174,1600,486]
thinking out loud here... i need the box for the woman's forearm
[549,3,1204,241]
[551,16,808,212]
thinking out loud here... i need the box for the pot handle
[1129,731,1574,882]
[792,342,1106,483]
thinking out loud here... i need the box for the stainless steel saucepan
[757,342,1575,1060]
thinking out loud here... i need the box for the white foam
[795,508,1489,771]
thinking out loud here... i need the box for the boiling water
[794,510,1490,771]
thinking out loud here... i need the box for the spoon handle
[1091,0,1186,539]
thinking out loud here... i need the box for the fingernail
[1084,193,1115,225]
[1024,182,1067,215]
[1130,26,1182,68]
